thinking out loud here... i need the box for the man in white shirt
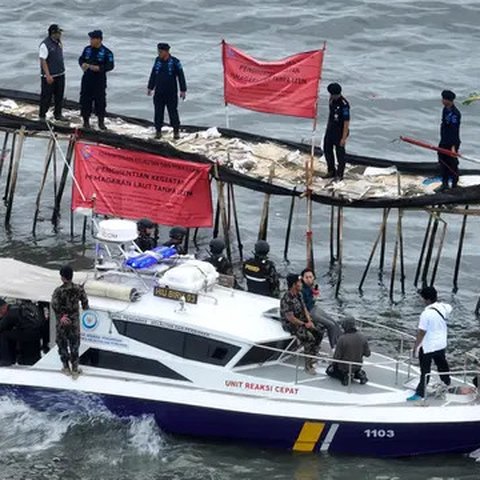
[407,286,452,401]
[39,24,66,121]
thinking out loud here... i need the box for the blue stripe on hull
[2,384,480,457]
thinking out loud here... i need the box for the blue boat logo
[82,311,98,331]
[81,145,92,160]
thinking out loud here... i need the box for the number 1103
[364,429,395,438]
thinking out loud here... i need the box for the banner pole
[225,103,230,129]
[306,115,317,270]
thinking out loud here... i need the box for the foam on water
[127,414,166,457]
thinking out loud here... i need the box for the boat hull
[1,383,479,457]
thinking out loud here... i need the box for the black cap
[137,218,155,230]
[0,298,6,307]
[286,273,301,289]
[254,240,270,256]
[48,24,63,35]
[209,237,225,254]
[60,265,73,281]
[157,43,171,51]
[442,90,456,101]
[169,226,187,240]
[327,82,342,95]
[88,30,103,39]
[420,286,438,302]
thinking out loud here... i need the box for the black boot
[98,117,107,130]
[173,128,180,140]
[82,117,91,129]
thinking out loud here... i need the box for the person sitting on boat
[301,268,341,349]
[407,286,452,401]
[327,317,370,386]
[205,238,233,276]
[0,299,42,366]
[135,218,157,252]
[280,274,322,375]
[242,240,280,298]
[163,226,187,254]
[51,265,89,378]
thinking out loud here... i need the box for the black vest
[40,36,65,77]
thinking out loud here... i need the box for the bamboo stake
[213,197,220,239]
[453,205,469,293]
[0,131,10,178]
[3,133,16,203]
[33,138,55,235]
[214,163,231,262]
[329,205,336,264]
[379,208,388,272]
[396,174,405,295]
[430,220,447,287]
[283,187,296,263]
[414,214,433,287]
[258,164,275,241]
[475,297,480,317]
[52,135,75,225]
[52,141,58,201]
[421,215,439,288]
[335,206,343,298]
[390,210,401,301]
[5,128,25,226]
[359,208,391,291]
[229,182,243,263]
[193,227,199,249]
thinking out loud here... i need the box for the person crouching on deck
[280,273,322,375]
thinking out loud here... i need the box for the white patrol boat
[0,219,479,458]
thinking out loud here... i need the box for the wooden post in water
[258,164,275,241]
[52,135,75,226]
[5,128,25,226]
[3,132,16,203]
[229,182,243,262]
[379,207,389,272]
[421,214,439,288]
[213,197,220,239]
[389,208,404,301]
[283,187,296,263]
[214,163,231,262]
[33,138,55,235]
[0,131,10,178]
[359,208,391,292]
[329,205,336,264]
[429,219,447,287]
[414,213,433,287]
[335,206,344,298]
[453,205,469,293]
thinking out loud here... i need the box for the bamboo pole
[306,118,317,270]
[396,174,405,295]
[193,227,199,249]
[33,138,55,235]
[475,297,480,317]
[414,214,433,287]
[335,206,343,298]
[258,164,275,241]
[390,210,401,301]
[379,208,388,272]
[214,163,231,262]
[3,133,16,203]
[421,215,439,288]
[5,128,25,226]
[359,208,391,291]
[229,182,243,263]
[453,205,469,293]
[329,205,336,264]
[430,220,447,287]
[213,197,220,239]
[283,187,296,263]
[52,135,75,225]
[52,141,58,201]
[0,131,10,178]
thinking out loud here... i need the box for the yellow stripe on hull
[293,422,325,452]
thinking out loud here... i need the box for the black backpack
[18,302,43,332]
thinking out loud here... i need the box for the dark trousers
[438,145,459,187]
[39,74,65,119]
[0,330,18,364]
[80,81,106,121]
[415,347,451,397]
[323,135,346,178]
[57,324,80,370]
[327,363,367,383]
[154,94,180,132]
[311,306,342,348]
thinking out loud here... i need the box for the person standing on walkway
[78,30,114,130]
[323,82,350,181]
[407,286,452,401]
[51,265,89,378]
[39,24,66,122]
[436,90,461,192]
[147,43,187,140]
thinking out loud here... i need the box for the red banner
[222,40,324,119]
[72,143,213,227]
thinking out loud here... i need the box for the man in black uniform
[39,24,66,121]
[147,43,187,140]
[437,90,461,192]
[323,83,350,181]
[78,30,114,130]
[163,226,188,254]
[205,238,233,276]
[135,218,156,252]
[242,240,280,298]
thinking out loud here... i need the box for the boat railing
[244,341,414,393]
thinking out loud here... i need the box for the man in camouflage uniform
[280,273,323,375]
[51,265,89,377]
